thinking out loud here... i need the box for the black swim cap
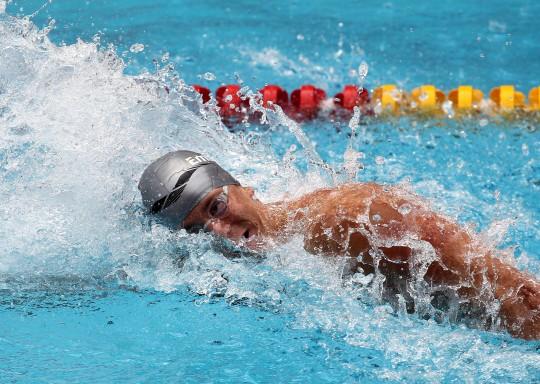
[138,150,240,227]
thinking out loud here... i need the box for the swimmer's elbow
[499,280,540,340]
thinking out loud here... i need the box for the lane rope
[191,83,540,123]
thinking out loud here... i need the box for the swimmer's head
[140,150,269,249]
[138,150,240,228]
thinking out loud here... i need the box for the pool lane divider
[191,84,540,124]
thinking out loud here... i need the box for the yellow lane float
[489,85,525,111]
[528,86,540,111]
[448,86,483,112]
[372,84,405,114]
[410,85,445,114]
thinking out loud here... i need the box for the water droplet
[161,52,170,62]
[375,156,385,165]
[522,143,529,156]
[398,204,412,215]
[479,118,489,127]
[442,100,454,117]
[238,86,250,98]
[338,22,344,28]
[234,72,244,85]
[225,95,233,102]
[129,43,145,53]
[203,72,216,81]
[358,62,369,81]
[296,34,305,41]
[371,214,382,223]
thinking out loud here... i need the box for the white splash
[0,13,291,283]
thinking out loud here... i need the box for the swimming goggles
[185,185,229,233]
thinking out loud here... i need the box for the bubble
[479,118,489,127]
[296,34,305,41]
[203,72,216,81]
[129,43,145,53]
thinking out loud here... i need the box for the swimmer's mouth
[243,229,251,239]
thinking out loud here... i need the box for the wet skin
[182,183,540,340]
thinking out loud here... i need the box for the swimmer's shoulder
[287,183,376,219]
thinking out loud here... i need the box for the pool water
[1,1,539,383]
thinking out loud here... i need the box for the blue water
[1,1,539,383]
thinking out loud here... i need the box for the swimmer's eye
[208,192,228,219]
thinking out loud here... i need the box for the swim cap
[138,150,240,227]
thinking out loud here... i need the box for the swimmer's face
[182,185,266,249]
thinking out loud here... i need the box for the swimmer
[139,150,540,340]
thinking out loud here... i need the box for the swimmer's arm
[412,211,540,340]
[303,190,540,339]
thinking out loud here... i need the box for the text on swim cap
[186,155,210,165]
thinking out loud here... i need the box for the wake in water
[1,10,539,381]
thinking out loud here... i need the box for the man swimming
[138,150,540,340]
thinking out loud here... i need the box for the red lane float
[290,85,327,118]
[258,85,288,110]
[215,85,250,120]
[334,85,370,110]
